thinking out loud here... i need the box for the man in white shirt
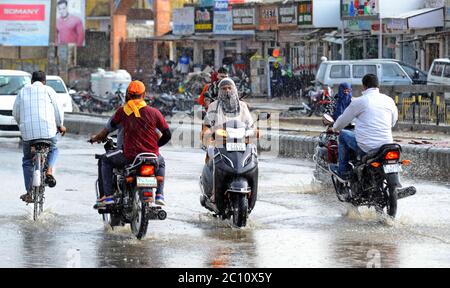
[330,74,398,180]
[13,71,66,203]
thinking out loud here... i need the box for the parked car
[316,59,423,87]
[0,70,31,137]
[46,75,73,113]
[427,58,450,100]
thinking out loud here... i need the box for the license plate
[383,164,402,174]
[226,143,246,152]
[136,177,158,188]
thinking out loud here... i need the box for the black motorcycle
[320,115,416,218]
[94,137,167,239]
[200,114,269,227]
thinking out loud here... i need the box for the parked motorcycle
[315,114,417,218]
[147,93,177,117]
[93,137,167,240]
[199,113,270,227]
[301,86,334,117]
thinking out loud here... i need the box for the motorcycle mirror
[322,114,334,126]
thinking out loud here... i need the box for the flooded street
[0,136,449,268]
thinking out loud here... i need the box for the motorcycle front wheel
[130,189,149,240]
[231,193,248,228]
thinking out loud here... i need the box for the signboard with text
[173,7,195,35]
[298,1,313,26]
[258,4,278,31]
[278,4,297,28]
[195,6,214,32]
[0,0,51,46]
[232,5,256,30]
[341,0,379,20]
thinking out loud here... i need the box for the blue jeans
[101,150,166,197]
[338,130,365,174]
[22,136,59,192]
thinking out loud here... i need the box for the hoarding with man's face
[56,0,85,47]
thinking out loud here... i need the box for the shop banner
[0,0,51,46]
[173,7,195,35]
[341,0,379,20]
[214,0,232,34]
[278,4,297,27]
[195,6,214,32]
[232,5,256,30]
[298,1,313,26]
[258,4,278,31]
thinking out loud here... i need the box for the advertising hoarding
[173,7,195,35]
[56,0,86,47]
[0,0,51,46]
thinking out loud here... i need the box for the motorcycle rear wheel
[130,189,149,240]
[385,186,398,218]
[231,194,248,228]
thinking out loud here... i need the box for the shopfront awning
[142,32,254,42]
[385,7,444,29]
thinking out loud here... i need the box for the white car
[0,70,31,137]
[46,75,73,113]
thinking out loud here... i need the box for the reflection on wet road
[0,136,449,267]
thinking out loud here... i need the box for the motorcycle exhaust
[397,186,417,200]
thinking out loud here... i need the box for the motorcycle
[315,114,417,218]
[199,113,270,227]
[94,137,167,240]
[301,86,334,117]
[147,93,177,117]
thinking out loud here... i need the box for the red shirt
[112,106,169,161]
[56,15,84,47]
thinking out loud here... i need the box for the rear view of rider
[91,80,171,208]
[13,71,66,203]
[330,74,398,180]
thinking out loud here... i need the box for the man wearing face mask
[201,78,254,153]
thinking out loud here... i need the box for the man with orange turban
[90,80,171,207]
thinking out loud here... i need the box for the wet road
[0,136,449,268]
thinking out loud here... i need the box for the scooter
[199,113,270,227]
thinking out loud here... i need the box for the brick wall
[120,39,154,82]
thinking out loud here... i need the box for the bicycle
[28,139,52,221]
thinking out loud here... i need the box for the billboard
[341,0,379,20]
[0,0,51,46]
[298,1,313,26]
[173,7,195,35]
[213,0,233,34]
[195,6,213,32]
[56,0,85,47]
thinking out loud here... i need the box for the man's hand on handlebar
[58,126,66,136]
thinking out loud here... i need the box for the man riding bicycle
[13,71,66,203]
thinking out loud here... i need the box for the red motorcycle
[301,86,334,117]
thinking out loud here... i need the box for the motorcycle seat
[360,143,402,163]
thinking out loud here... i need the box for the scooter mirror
[322,114,334,126]
[258,112,271,121]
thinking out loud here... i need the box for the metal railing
[395,95,450,126]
